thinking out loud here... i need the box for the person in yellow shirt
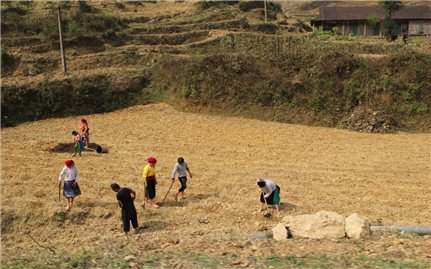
[143,157,159,208]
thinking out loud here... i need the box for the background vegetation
[1,1,430,132]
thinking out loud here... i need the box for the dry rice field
[1,103,430,268]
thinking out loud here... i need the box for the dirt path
[1,103,430,267]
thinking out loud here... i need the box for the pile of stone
[341,108,394,133]
[272,211,370,241]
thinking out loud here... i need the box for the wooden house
[311,6,431,36]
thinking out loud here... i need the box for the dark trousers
[178,176,187,192]
[122,206,138,233]
[146,179,156,199]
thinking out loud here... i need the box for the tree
[380,1,403,17]
[380,1,404,41]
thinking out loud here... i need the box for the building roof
[312,6,431,22]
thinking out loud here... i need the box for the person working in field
[81,118,90,148]
[110,183,139,236]
[143,157,159,208]
[58,160,81,211]
[257,178,281,215]
[71,131,83,156]
[171,157,193,201]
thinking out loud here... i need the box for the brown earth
[1,103,430,267]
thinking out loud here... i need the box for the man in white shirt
[257,178,281,215]
[171,157,192,201]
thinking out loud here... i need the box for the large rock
[345,213,370,239]
[272,223,288,241]
[281,211,345,239]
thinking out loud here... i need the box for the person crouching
[257,178,281,215]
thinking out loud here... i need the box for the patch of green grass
[2,250,430,269]
[193,254,223,268]
[262,254,431,269]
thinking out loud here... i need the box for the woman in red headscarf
[81,118,90,148]
[58,160,81,211]
[143,157,159,208]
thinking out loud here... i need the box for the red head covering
[65,159,74,167]
[81,118,87,123]
[147,157,157,164]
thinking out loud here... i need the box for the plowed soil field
[2,103,430,268]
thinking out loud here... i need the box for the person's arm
[116,192,123,208]
[264,182,276,198]
[143,166,147,180]
[184,161,192,178]
[171,164,177,180]
[187,167,192,178]
[58,167,66,185]
[72,167,79,186]
[130,189,136,201]
[74,167,79,183]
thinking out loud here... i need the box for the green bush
[42,17,59,41]
[59,1,72,10]
[255,80,275,105]
[115,2,126,9]
[2,6,27,15]
[252,23,278,34]
[196,1,239,11]
[78,1,95,13]
[239,1,282,13]
[294,20,313,32]
[1,75,149,126]
[1,51,19,75]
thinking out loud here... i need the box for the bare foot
[173,193,178,202]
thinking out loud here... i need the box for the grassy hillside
[1,1,430,132]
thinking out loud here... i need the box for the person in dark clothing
[111,183,139,236]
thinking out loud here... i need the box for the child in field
[257,178,281,215]
[81,118,90,148]
[171,157,192,201]
[71,131,83,157]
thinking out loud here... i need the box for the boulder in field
[272,223,288,241]
[281,211,345,239]
[345,213,370,239]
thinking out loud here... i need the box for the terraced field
[1,103,430,268]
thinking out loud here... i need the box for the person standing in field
[110,183,139,236]
[71,131,83,157]
[81,118,90,148]
[143,157,159,208]
[171,157,192,201]
[58,160,81,211]
[257,178,281,215]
